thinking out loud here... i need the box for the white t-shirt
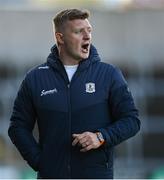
[64,64,78,82]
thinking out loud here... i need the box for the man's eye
[74,30,81,34]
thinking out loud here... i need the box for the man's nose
[83,31,91,40]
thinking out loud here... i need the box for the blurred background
[0,0,164,178]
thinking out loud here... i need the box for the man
[8,9,140,179]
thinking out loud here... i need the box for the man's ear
[55,32,64,45]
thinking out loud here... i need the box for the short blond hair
[53,8,90,32]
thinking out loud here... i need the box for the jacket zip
[66,69,79,178]
[55,63,72,178]
[67,83,71,178]
[59,64,79,178]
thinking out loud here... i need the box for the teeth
[82,44,89,51]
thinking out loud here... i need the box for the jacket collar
[47,44,100,72]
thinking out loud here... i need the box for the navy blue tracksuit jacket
[8,45,140,179]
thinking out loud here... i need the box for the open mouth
[81,43,90,53]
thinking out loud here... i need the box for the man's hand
[72,132,102,152]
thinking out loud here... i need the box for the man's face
[61,19,92,61]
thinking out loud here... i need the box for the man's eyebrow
[74,26,92,30]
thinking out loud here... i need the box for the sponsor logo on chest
[41,88,57,96]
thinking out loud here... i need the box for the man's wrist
[95,132,105,145]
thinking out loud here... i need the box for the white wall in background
[0,9,164,66]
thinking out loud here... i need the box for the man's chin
[74,53,89,61]
[81,53,89,59]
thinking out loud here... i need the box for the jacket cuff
[97,128,112,148]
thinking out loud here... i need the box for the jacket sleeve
[8,75,41,171]
[98,67,140,147]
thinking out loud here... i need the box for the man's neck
[58,47,81,65]
[60,57,79,65]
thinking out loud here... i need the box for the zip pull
[67,84,70,88]
[106,162,109,169]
